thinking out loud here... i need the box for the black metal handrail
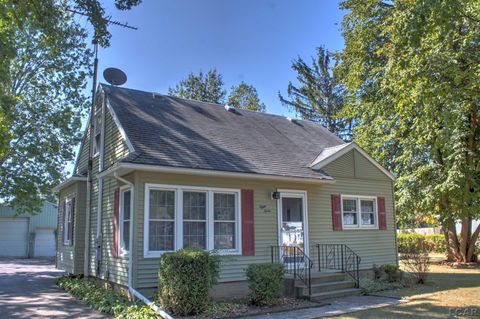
[317,243,361,288]
[271,245,314,298]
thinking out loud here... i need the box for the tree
[227,82,266,112]
[168,69,227,104]
[279,47,352,141]
[0,0,141,212]
[338,0,480,262]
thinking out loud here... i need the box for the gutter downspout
[113,172,174,319]
[129,287,174,319]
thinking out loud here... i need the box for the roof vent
[286,117,298,123]
[224,104,235,112]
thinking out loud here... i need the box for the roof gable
[309,142,396,181]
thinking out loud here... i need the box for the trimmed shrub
[245,263,285,305]
[158,249,220,316]
[398,233,446,254]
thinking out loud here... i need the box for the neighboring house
[0,202,58,258]
[54,84,397,300]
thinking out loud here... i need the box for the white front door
[277,191,308,262]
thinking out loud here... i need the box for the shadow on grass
[373,263,480,300]
[341,299,480,319]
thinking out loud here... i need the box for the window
[149,189,175,251]
[63,197,74,244]
[341,196,377,229]
[144,184,241,257]
[213,193,236,250]
[93,107,102,155]
[183,191,207,249]
[119,188,132,254]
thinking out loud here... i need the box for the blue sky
[68,0,345,174]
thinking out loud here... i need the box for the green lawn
[336,263,480,319]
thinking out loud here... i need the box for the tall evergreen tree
[227,82,266,112]
[279,47,351,140]
[338,0,480,262]
[168,69,227,104]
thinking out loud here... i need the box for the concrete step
[296,280,356,295]
[308,272,346,285]
[310,288,362,301]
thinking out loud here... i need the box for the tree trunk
[466,224,480,262]
[444,217,461,262]
[459,217,471,261]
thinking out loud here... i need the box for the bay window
[144,184,241,257]
[341,195,377,229]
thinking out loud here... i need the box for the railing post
[317,244,320,271]
[271,246,273,263]
[356,255,360,288]
[308,262,311,297]
[341,245,345,272]
[293,247,297,281]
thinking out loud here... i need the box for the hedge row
[397,233,446,253]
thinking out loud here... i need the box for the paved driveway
[0,258,109,319]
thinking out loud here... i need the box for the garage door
[34,229,56,257]
[0,217,29,257]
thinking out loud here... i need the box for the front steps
[293,272,361,301]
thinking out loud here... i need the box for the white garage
[34,229,56,257]
[0,217,29,257]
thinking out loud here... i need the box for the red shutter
[241,189,255,256]
[62,201,66,245]
[331,194,342,231]
[70,198,75,245]
[377,197,387,230]
[113,188,120,258]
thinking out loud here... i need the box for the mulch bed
[183,298,327,319]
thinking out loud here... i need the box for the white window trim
[144,183,242,258]
[119,186,133,257]
[63,197,73,245]
[276,189,309,257]
[340,195,378,230]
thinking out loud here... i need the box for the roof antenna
[103,68,127,86]
[66,7,137,279]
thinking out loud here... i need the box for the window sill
[342,225,379,230]
[144,249,242,259]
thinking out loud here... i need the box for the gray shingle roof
[101,84,345,180]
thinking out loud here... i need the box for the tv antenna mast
[66,7,137,277]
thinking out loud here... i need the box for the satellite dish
[103,67,127,86]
